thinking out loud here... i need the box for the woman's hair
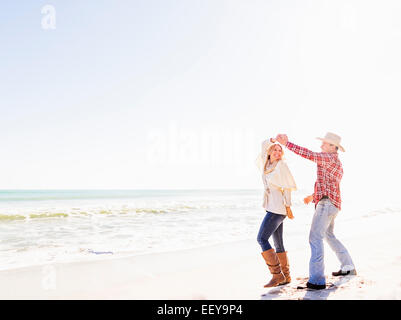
[264,144,283,170]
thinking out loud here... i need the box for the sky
[1,0,401,201]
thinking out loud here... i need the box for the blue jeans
[257,211,286,253]
[309,198,355,285]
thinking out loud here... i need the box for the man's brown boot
[261,248,285,288]
[277,251,291,285]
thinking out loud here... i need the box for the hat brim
[316,137,345,152]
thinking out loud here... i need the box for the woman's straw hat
[316,132,345,152]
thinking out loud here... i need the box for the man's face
[321,141,337,153]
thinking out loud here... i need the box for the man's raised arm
[275,134,332,165]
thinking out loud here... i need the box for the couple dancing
[255,132,356,290]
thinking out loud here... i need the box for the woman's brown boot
[261,248,285,288]
[276,251,291,285]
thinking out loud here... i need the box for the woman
[255,138,297,287]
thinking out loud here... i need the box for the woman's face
[269,145,283,162]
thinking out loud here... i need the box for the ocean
[0,189,398,271]
[0,189,264,271]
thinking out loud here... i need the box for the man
[275,132,356,290]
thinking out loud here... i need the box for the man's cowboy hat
[316,132,345,152]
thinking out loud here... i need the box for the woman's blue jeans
[257,211,286,253]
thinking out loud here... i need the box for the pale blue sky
[1,1,401,200]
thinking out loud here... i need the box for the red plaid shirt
[286,141,343,210]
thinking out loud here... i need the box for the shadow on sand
[260,276,353,300]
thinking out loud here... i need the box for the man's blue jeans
[309,198,355,285]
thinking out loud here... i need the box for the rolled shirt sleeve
[283,189,292,207]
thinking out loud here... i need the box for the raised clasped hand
[275,134,288,145]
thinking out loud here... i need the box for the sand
[0,209,400,300]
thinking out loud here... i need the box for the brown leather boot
[277,251,291,285]
[261,248,285,288]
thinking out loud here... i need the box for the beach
[1,204,400,300]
